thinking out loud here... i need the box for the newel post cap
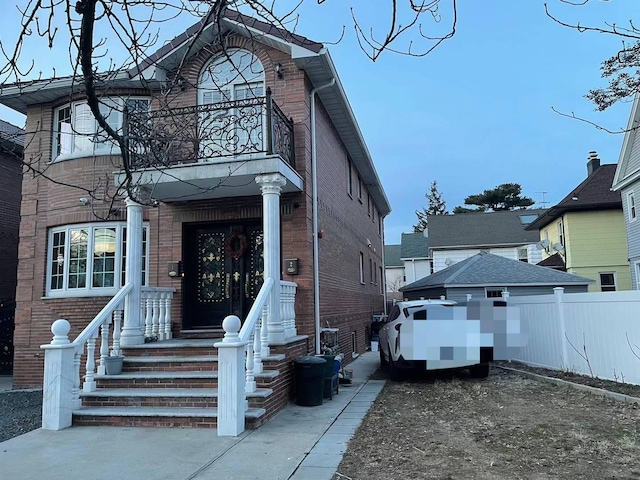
[51,319,71,345]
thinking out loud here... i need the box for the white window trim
[557,220,564,246]
[359,252,365,284]
[485,287,505,298]
[628,191,637,223]
[45,222,149,298]
[53,96,150,162]
[598,271,617,292]
[635,262,640,290]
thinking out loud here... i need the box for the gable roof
[612,93,640,192]
[526,164,620,230]
[384,245,402,267]
[400,232,429,259]
[0,9,390,216]
[536,252,566,271]
[0,119,24,153]
[427,209,546,249]
[400,252,592,292]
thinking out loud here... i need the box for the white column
[215,315,247,437]
[41,319,76,431]
[256,173,287,344]
[121,197,144,346]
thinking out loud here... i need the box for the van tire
[379,347,388,366]
[389,351,402,381]
[470,363,490,379]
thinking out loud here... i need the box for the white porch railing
[40,283,176,430]
[280,280,297,339]
[141,287,176,341]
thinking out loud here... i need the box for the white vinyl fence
[508,287,640,385]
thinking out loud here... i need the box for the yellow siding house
[527,153,631,292]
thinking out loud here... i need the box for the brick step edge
[72,406,266,418]
[80,388,272,399]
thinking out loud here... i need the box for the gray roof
[400,252,593,292]
[0,119,24,149]
[400,232,429,259]
[384,245,402,267]
[427,209,547,249]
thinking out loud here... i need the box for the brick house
[0,120,24,374]
[0,12,389,432]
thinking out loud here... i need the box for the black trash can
[294,355,327,406]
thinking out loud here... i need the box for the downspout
[381,216,388,314]
[311,78,336,354]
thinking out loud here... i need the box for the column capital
[124,196,144,208]
[256,173,286,195]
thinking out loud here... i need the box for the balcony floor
[117,155,303,202]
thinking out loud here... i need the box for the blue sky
[0,1,635,244]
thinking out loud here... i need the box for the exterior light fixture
[274,63,283,79]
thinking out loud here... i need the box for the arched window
[198,50,266,158]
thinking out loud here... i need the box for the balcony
[119,88,302,201]
[126,88,294,168]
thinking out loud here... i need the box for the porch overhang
[115,155,303,203]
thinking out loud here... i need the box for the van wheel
[379,347,388,366]
[470,363,490,379]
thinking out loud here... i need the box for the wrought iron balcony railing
[125,88,295,169]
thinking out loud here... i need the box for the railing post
[253,321,262,374]
[265,87,274,155]
[145,296,153,338]
[245,335,256,394]
[158,293,167,340]
[41,319,76,431]
[152,296,160,338]
[83,334,98,391]
[112,309,122,356]
[98,318,111,375]
[164,292,173,340]
[121,197,145,346]
[215,315,248,437]
[554,287,569,369]
[260,304,269,357]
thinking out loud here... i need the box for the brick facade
[0,149,22,302]
[12,34,386,388]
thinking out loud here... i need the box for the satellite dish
[536,239,550,251]
[552,242,564,252]
[444,258,452,266]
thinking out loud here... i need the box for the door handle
[225,274,230,299]
[245,273,250,298]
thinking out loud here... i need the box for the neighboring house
[426,209,546,272]
[384,244,404,300]
[0,11,389,430]
[612,95,640,290]
[400,232,432,284]
[0,120,24,302]
[527,153,630,292]
[384,232,431,300]
[400,252,592,303]
[0,120,24,375]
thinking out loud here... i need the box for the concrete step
[95,370,280,389]
[122,339,218,357]
[80,387,273,408]
[72,406,266,428]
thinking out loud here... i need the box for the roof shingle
[427,209,546,249]
[400,252,592,291]
[400,232,429,259]
[384,245,402,267]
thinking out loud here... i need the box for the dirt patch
[335,367,640,480]
[494,361,640,399]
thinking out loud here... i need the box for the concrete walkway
[0,375,12,392]
[0,351,384,480]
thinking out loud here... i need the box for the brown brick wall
[0,150,22,301]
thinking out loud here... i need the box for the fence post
[40,319,76,430]
[215,315,247,436]
[554,287,569,369]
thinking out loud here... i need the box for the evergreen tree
[414,181,448,232]
[453,183,534,213]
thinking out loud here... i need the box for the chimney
[587,151,600,176]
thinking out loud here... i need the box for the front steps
[72,339,283,429]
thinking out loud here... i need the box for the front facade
[612,95,640,290]
[2,14,389,388]
[426,209,546,273]
[529,155,630,292]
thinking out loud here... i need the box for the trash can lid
[295,355,327,364]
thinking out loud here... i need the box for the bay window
[53,97,150,160]
[47,222,148,297]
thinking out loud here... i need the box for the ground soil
[335,366,640,480]
[494,361,640,398]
